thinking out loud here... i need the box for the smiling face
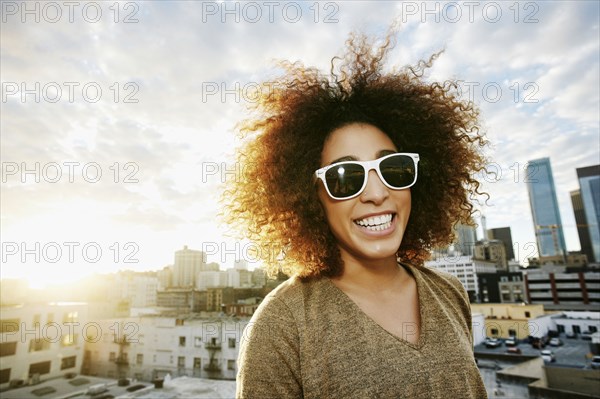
[317,123,412,266]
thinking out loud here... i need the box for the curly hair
[222,31,488,279]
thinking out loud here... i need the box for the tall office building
[576,165,600,263]
[487,227,515,261]
[526,158,567,257]
[454,223,478,256]
[172,246,205,287]
[571,190,594,263]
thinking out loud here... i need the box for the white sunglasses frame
[314,152,420,200]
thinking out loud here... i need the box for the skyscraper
[172,245,205,287]
[488,227,515,261]
[454,223,478,256]
[576,165,600,263]
[526,158,567,257]
[571,189,594,263]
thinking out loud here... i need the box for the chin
[353,241,402,261]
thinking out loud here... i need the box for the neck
[331,251,407,293]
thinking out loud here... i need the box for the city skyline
[2,1,599,288]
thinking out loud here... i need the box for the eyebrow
[328,149,397,165]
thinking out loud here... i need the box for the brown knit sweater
[236,263,488,398]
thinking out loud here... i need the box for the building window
[0,368,10,384]
[63,312,78,323]
[136,354,143,365]
[508,329,517,337]
[176,319,184,326]
[500,276,509,282]
[194,358,201,369]
[525,311,531,318]
[109,352,116,361]
[179,336,186,347]
[491,328,498,336]
[228,360,236,370]
[178,356,185,368]
[194,337,202,347]
[228,338,236,349]
[0,319,19,334]
[29,339,50,353]
[29,361,51,376]
[512,275,521,282]
[590,326,598,333]
[61,334,78,347]
[0,342,17,357]
[61,356,76,370]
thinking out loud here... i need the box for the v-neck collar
[323,262,428,351]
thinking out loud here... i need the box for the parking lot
[475,334,595,367]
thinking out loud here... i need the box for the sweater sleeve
[236,295,303,398]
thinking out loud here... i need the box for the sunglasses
[314,153,420,200]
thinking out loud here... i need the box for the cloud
[1,1,598,279]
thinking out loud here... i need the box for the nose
[360,169,389,204]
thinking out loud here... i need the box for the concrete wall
[545,366,600,397]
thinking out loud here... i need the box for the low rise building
[82,315,249,382]
[553,311,600,336]
[470,303,555,339]
[0,303,88,390]
[425,255,497,302]
[525,268,600,307]
[477,272,525,303]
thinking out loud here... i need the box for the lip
[353,212,397,237]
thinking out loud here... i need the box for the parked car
[506,347,522,354]
[581,331,593,340]
[126,384,146,393]
[485,338,502,348]
[591,355,600,370]
[505,337,518,347]
[565,331,577,339]
[541,349,556,363]
[86,383,107,395]
[549,338,563,347]
[531,337,547,349]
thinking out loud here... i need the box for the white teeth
[355,214,393,230]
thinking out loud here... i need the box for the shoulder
[402,262,472,327]
[245,275,321,332]
[237,276,307,397]
[405,262,469,301]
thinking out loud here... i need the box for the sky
[1,1,599,288]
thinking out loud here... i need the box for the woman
[224,31,489,398]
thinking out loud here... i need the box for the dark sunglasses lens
[380,155,416,188]
[324,163,365,198]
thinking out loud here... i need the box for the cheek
[394,191,412,219]
[317,191,348,230]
